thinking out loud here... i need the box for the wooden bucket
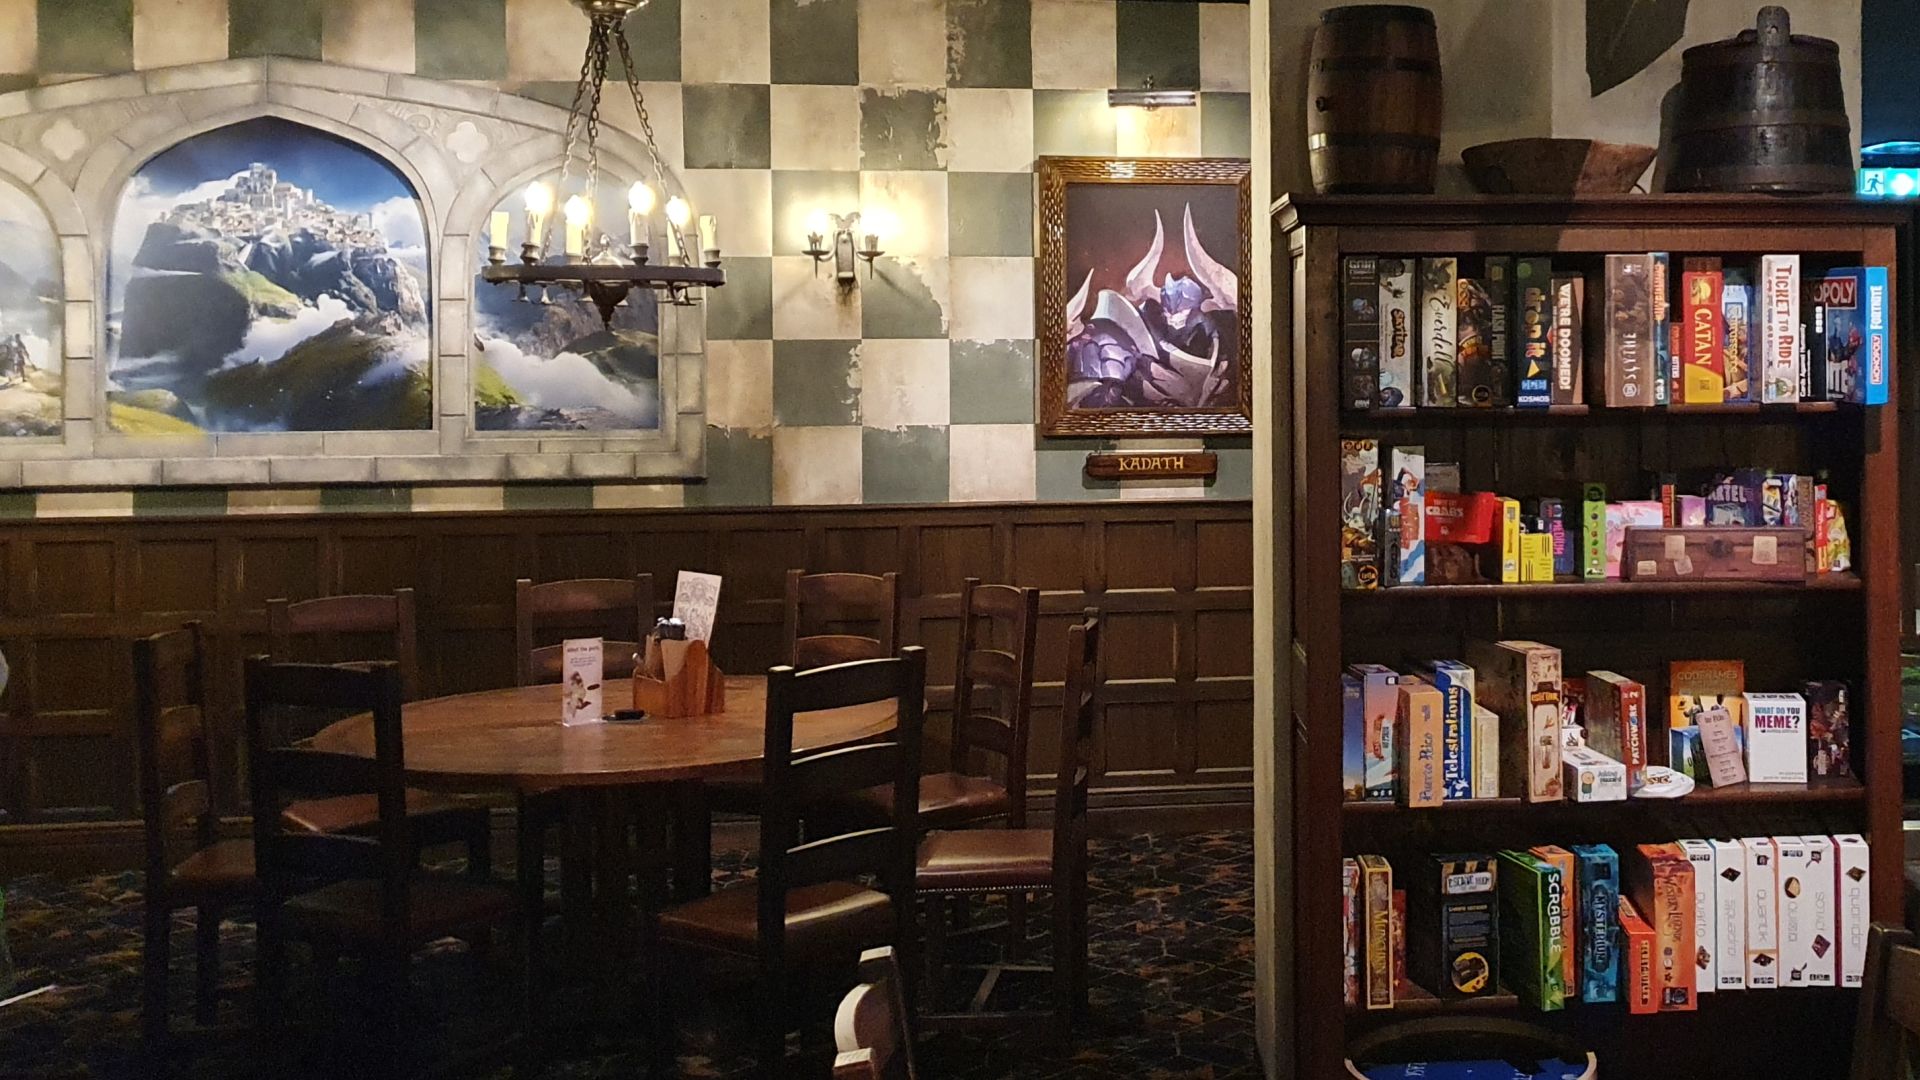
[1668,5,1853,194]
[1307,5,1442,195]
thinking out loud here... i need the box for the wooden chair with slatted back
[514,575,655,686]
[1852,922,1920,1080]
[135,622,255,1054]
[245,658,525,1073]
[647,648,927,1079]
[832,945,919,1080]
[913,610,1101,1037]
[784,570,900,670]
[265,589,490,879]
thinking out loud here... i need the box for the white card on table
[561,637,604,726]
[672,571,723,643]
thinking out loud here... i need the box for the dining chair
[514,574,655,686]
[646,647,927,1079]
[831,946,919,1080]
[912,610,1101,1037]
[244,657,527,1074]
[1851,922,1920,1080]
[135,622,255,1055]
[784,569,900,670]
[265,589,491,879]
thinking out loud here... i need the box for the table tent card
[672,572,723,644]
[561,638,604,726]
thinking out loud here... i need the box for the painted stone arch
[104,116,432,434]
[0,177,63,438]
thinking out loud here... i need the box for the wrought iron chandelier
[482,0,724,327]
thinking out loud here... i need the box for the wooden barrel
[1307,5,1442,195]
[1668,5,1853,194]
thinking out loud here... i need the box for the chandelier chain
[614,26,672,201]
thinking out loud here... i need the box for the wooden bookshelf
[1348,982,1520,1016]
[1266,195,1905,1080]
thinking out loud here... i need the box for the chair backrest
[1852,922,1920,1080]
[783,570,900,670]
[758,648,925,971]
[244,657,410,923]
[1052,611,1101,882]
[514,575,654,686]
[134,622,217,891]
[266,589,421,701]
[949,578,1040,823]
[832,945,918,1080]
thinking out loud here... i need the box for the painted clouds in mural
[0,181,62,437]
[470,190,661,432]
[106,118,431,433]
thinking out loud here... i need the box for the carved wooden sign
[1084,451,1218,480]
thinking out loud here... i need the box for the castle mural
[0,180,62,438]
[105,117,432,433]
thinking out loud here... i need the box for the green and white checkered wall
[0,0,1251,518]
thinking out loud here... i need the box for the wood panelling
[0,501,1253,857]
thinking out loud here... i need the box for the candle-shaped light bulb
[628,181,656,216]
[489,210,509,250]
[524,181,554,246]
[665,195,691,229]
[805,210,832,249]
[698,214,718,254]
[563,194,592,257]
[627,182,653,248]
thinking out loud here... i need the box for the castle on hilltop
[164,163,385,250]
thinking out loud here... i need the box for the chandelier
[482,0,724,327]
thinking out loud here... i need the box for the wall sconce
[1107,77,1198,110]
[804,211,885,285]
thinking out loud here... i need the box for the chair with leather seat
[913,611,1100,1036]
[265,589,492,879]
[245,657,527,1073]
[646,648,926,1079]
[1852,922,1920,1080]
[831,945,918,1080]
[784,569,900,670]
[135,622,255,1055]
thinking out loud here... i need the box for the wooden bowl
[1461,138,1657,195]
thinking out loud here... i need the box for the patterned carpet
[0,831,1257,1079]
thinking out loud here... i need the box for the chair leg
[671,782,712,902]
[923,895,949,1002]
[642,930,675,1079]
[754,979,785,1080]
[516,795,548,1027]
[255,901,289,1038]
[466,808,494,882]
[141,902,173,1055]
[1051,886,1075,1041]
[371,945,410,1080]
[1007,890,1029,961]
[193,906,221,1027]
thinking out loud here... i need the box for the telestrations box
[1627,843,1697,1011]
[1340,439,1381,590]
[1619,895,1659,1014]
[1410,855,1500,1000]
[1420,258,1459,407]
[1467,640,1562,802]
[1377,258,1416,407]
[1515,256,1553,407]
[1570,843,1620,1003]
[1342,673,1365,800]
[1678,840,1717,994]
[1710,838,1748,989]
[1396,680,1445,808]
[1742,837,1780,988]
[1759,254,1801,403]
[1745,692,1809,784]
[1834,834,1870,987]
[1419,660,1475,800]
[1348,663,1399,801]
[1456,276,1496,406]
[1598,254,1654,406]
[1496,850,1566,1011]
[1388,445,1426,586]
[1562,745,1626,802]
[1359,854,1395,1009]
[1583,671,1648,792]
[1342,256,1381,409]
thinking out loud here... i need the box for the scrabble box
[1497,850,1566,1011]
[1530,846,1578,992]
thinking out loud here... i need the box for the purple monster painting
[1041,159,1250,436]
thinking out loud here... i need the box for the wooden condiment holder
[633,636,726,717]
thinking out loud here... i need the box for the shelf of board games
[1270,195,1905,1080]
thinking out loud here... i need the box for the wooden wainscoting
[0,500,1253,873]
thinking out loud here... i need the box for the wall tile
[1197,1,1249,92]
[947,0,1029,89]
[771,169,861,255]
[412,485,507,513]
[415,0,506,80]
[859,169,947,256]
[949,256,1033,341]
[691,425,772,505]
[682,0,769,85]
[227,488,323,515]
[37,490,136,518]
[704,254,773,340]
[1116,0,1198,91]
[503,484,595,511]
[1030,0,1113,90]
[600,80,683,171]
[229,0,321,60]
[706,340,775,429]
[1115,97,1201,156]
[944,88,1033,172]
[1201,91,1251,157]
[615,0,679,82]
[505,0,586,81]
[863,425,949,503]
[860,338,948,429]
[861,256,948,339]
[0,0,36,75]
[134,0,227,70]
[770,85,861,172]
[320,485,412,513]
[683,83,772,169]
[860,87,946,171]
[593,483,685,509]
[773,339,861,426]
[1035,436,1117,501]
[1208,438,1251,500]
[772,255,862,340]
[39,0,134,74]
[131,487,227,517]
[1033,89,1117,156]
[948,171,1031,257]
[949,339,1034,424]
[772,425,862,505]
[322,0,416,73]
[683,168,773,257]
[948,423,1036,502]
[858,0,945,88]
[769,0,856,86]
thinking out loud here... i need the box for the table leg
[670,782,713,901]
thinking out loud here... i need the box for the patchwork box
[1584,670,1648,792]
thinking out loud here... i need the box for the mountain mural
[0,181,62,438]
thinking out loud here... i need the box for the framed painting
[1037,156,1252,437]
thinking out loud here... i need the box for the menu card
[672,571,722,644]
[561,637,604,726]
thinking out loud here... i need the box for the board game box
[1516,257,1552,407]
[1349,663,1399,800]
[1678,839,1716,994]
[1342,257,1380,410]
[1834,834,1870,987]
[1626,843,1697,1011]
[1467,640,1562,802]
[1743,837,1780,988]
[1360,854,1395,1009]
[1485,256,1512,405]
[1496,850,1566,1011]
[1397,680,1445,808]
[1583,671,1648,792]
[1551,273,1584,405]
[1410,854,1500,1000]
[1746,692,1809,784]
[1680,259,1725,403]
[1570,843,1620,1004]
[1456,276,1496,406]
[1711,838,1747,989]
[1619,895,1659,1014]
[1759,254,1801,403]
[1420,258,1458,407]
[1341,439,1381,590]
[1598,254,1654,406]
[1342,673,1365,800]
[1378,258,1416,406]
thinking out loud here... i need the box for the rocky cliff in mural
[0,183,63,439]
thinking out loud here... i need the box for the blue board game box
[1810,266,1891,405]
[1570,843,1620,1003]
